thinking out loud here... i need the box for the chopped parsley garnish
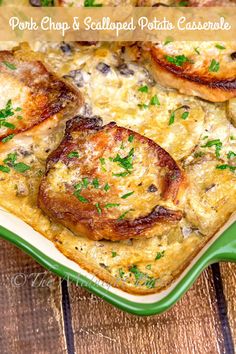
[169,105,190,125]
[137,103,149,110]
[146,264,152,270]
[41,0,54,5]
[84,0,102,6]
[13,162,30,173]
[1,134,14,143]
[138,94,161,109]
[215,44,225,50]
[118,209,132,220]
[194,47,200,55]
[1,152,30,173]
[209,59,220,72]
[74,193,89,203]
[104,183,110,192]
[99,157,106,171]
[227,151,236,159]
[119,268,125,278]
[201,139,222,158]
[113,171,129,177]
[194,151,205,158]
[0,100,21,131]
[178,0,188,6]
[2,61,16,70]
[112,148,134,175]
[216,164,236,172]
[230,136,235,140]
[0,165,10,173]
[155,251,165,260]
[121,191,134,199]
[181,111,189,120]
[164,37,173,45]
[95,202,102,215]
[82,177,89,188]
[67,151,79,158]
[128,134,134,143]
[120,142,125,150]
[169,112,175,125]
[138,85,148,93]
[129,265,156,289]
[165,54,191,67]
[150,95,160,106]
[74,182,83,191]
[92,178,99,189]
[3,152,17,165]
[112,251,117,258]
[104,203,120,209]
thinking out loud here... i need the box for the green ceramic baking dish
[0,208,235,316]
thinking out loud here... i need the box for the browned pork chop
[38,116,185,241]
[146,42,236,102]
[0,51,82,141]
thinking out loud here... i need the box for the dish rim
[0,215,235,316]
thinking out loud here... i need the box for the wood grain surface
[0,238,235,354]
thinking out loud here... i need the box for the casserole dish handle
[207,222,236,264]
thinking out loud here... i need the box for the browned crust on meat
[38,116,185,241]
[149,46,236,102]
[0,50,82,140]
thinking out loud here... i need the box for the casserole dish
[0,208,235,315]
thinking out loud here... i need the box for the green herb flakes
[138,85,148,93]
[74,193,89,203]
[128,134,134,143]
[2,61,16,70]
[215,44,225,50]
[67,151,79,158]
[84,0,102,6]
[129,265,156,289]
[104,183,110,192]
[13,162,30,173]
[165,54,191,67]
[0,165,10,173]
[95,202,102,215]
[137,103,149,110]
[150,95,160,106]
[104,203,120,209]
[209,59,220,72]
[121,191,134,199]
[181,111,189,120]
[119,268,125,278]
[1,134,14,143]
[227,151,236,159]
[155,251,165,260]
[216,164,236,172]
[92,178,99,189]
[201,139,222,158]
[118,209,132,220]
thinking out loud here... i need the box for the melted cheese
[0,42,235,294]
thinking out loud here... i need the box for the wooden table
[0,238,235,354]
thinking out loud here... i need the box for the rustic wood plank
[69,268,224,354]
[0,238,67,354]
[220,262,236,348]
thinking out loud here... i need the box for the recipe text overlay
[1,7,236,41]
